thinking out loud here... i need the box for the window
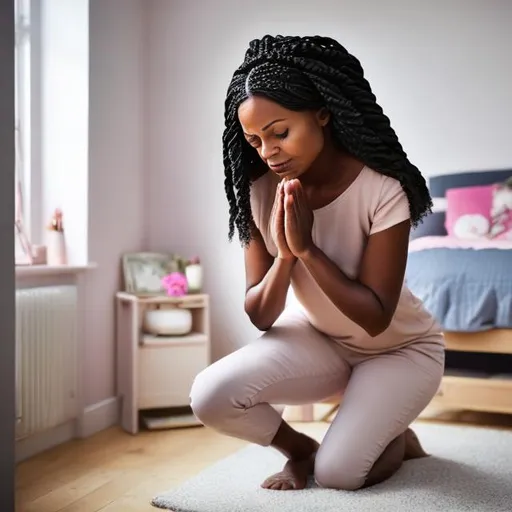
[14,1,90,268]
[14,0,32,262]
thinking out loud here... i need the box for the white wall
[85,0,146,406]
[146,0,512,359]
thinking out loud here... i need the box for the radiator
[15,285,79,440]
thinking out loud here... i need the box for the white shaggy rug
[152,423,512,512]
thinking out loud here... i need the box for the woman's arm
[299,219,410,337]
[243,226,296,331]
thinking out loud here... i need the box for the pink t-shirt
[250,165,442,354]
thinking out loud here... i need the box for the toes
[261,479,274,489]
[261,477,282,489]
[262,479,278,490]
[261,476,298,491]
[270,480,294,490]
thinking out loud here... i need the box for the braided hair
[222,34,432,246]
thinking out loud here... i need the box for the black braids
[223,74,259,242]
[268,37,414,158]
[309,71,430,221]
[292,55,406,154]
[301,37,431,206]
[285,38,432,219]
[222,80,245,241]
[306,71,431,221]
[222,35,432,246]
[254,37,397,152]
[246,62,324,111]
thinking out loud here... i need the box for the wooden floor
[15,408,512,512]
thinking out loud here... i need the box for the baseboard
[15,420,76,463]
[79,396,119,438]
[14,398,120,462]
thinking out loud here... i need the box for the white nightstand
[115,292,210,434]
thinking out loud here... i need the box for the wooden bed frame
[295,328,512,422]
[432,329,512,414]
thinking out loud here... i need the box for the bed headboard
[410,168,512,240]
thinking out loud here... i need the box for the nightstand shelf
[115,292,210,434]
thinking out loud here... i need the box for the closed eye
[244,129,288,147]
[245,136,260,147]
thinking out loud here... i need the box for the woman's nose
[260,141,279,160]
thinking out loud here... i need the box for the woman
[190,34,444,492]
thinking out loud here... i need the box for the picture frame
[122,252,187,295]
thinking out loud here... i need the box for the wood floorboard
[15,410,512,512]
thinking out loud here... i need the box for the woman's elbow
[244,303,273,331]
[248,315,273,331]
[255,322,272,331]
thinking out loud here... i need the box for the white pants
[190,309,445,490]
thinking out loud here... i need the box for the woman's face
[237,95,330,180]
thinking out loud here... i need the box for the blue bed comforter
[405,248,512,332]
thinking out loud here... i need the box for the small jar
[46,230,67,265]
[46,209,67,265]
[185,258,203,293]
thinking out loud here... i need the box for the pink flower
[161,272,188,297]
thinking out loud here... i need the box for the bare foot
[404,427,429,460]
[261,434,319,491]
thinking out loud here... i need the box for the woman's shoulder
[356,166,407,206]
[361,165,402,191]
[359,166,410,234]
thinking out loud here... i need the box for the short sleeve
[369,177,411,235]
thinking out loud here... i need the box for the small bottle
[185,256,203,293]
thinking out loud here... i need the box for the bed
[294,168,512,423]
[406,168,512,415]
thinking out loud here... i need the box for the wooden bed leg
[298,404,315,422]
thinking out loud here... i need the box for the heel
[404,428,429,460]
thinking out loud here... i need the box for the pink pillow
[445,185,494,239]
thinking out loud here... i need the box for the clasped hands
[270,179,315,261]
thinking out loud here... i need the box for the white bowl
[143,308,192,336]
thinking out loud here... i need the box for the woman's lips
[269,159,292,172]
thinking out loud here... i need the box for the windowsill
[15,262,97,278]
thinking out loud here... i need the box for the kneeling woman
[190,34,444,492]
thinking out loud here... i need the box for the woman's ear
[316,107,330,127]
